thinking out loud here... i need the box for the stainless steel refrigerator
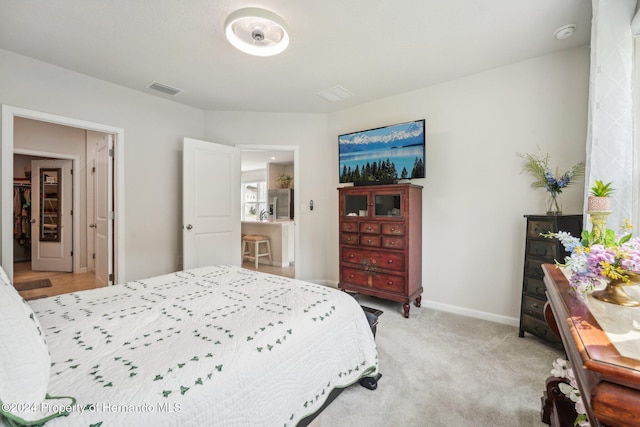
[268,188,294,220]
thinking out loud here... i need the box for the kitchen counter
[241,220,294,267]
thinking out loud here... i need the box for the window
[242,181,267,221]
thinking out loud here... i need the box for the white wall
[0,45,590,324]
[328,46,590,323]
[0,49,206,281]
[204,111,329,281]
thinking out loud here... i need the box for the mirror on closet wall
[39,168,61,242]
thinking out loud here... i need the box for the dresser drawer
[359,222,381,234]
[381,223,405,235]
[342,248,405,271]
[360,235,381,247]
[524,277,547,298]
[372,271,405,294]
[525,258,546,278]
[341,266,371,287]
[522,295,546,319]
[340,233,358,245]
[527,219,556,238]
[341,222,358,233]
[381,236,405,250]
[527,240,558,259]
[521,314,561,344]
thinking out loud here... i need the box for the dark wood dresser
[542,264,640,427]
[519,214,582,346]
[338,184,422,318]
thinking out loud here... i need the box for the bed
[0,265,378,426]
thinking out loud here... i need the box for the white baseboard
[421,300,519,327]
[322,279,518,327]
[76,267,88,274]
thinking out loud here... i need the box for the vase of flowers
[544,219,640,306]
[546,193,562,216]
[518,152,585,215]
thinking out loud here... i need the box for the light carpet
[309,295,563,427]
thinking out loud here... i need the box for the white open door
[31,159,73,272]
[94,135,113,286]
[183,138,241,269]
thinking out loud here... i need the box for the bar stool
[242,235,272,269]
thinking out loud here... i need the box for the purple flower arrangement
[544,220,640,291]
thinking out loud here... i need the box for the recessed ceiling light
[554,24,576,40]
[224,8,289,57]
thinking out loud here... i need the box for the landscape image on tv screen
[339,119,425,184]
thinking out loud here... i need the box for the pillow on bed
[0,266,74,424]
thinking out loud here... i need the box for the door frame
[17,150,80,272]
[238,144,300,278]
[1,104,125,282]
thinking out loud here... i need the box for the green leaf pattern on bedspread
[28,265,378,426]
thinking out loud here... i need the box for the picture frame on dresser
[518,214,583,347]
[338,183,423,318]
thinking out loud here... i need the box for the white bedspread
[27,265,378,426]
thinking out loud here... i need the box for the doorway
[1,105,125,290]
[239,145,299,279]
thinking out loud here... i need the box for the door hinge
[109,211,115,220]
[109,148,114,157]
[70,169,73,175]
[70,251,73,256]
[108,273,114,282]
[70,210,73,215]
[92,253,95,259]
[92,166,96,173]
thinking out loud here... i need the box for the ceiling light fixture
[554,24,576,40]
[224,8,289,57]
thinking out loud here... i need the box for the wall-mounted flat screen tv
[339,119,425,184]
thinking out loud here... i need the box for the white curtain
[584,0,638,232]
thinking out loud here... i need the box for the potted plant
[587,180,614,211]
[276,173,292,189]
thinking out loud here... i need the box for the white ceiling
[0,0,591,114]
[241,149,294,172]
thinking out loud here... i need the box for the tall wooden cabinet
[338,184,423,318]
[519,214,582,346]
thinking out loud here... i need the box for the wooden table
[542,264,640,427]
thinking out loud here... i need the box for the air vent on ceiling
[317,85,355,103]
[146,81,184,96]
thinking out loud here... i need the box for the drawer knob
[346,225,351,230]
[531,303,540,309]
[347,237,352,242]
[349,254,354,259]
[367,239,372,244]
[389,241,395,246]
[387,259,393,264]
[390,227,395,232]
[387,281,393,286]
[366,227,372,231]
[349,274,354,279]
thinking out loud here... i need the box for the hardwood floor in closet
[14,261,100,300]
